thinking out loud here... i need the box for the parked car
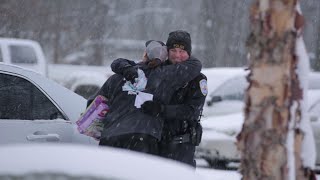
[0,144,203,180]
[62,71,109,99]
[48,64,113,99]
[197,69,320,168]
[197,87,320,169]
[201,67,247,97]
[202,69,320,118]
[202,69,248,117]
[0,63,97,145]
[0,38,47,76]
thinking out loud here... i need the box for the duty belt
[171,134,191,144]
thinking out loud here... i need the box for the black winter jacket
[91,57,202,140]
[161,72,207,140]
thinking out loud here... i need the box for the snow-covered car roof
[0,38,39,45]
[202,68,320,96]
[0,63,86,121]
[48,64,112,85]
[201,67,247,94]
[0,144,203,180]
[64,71,108,91]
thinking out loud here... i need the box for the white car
[201,67,247,97]
[197,70,320,168]
[202,69,248,117]
[0,144,203,180]
[48,64,113,99]
[0,63,97,145]
[203,69,320,118]
[63,71,109,99]
[197,89,320,169]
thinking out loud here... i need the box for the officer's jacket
[90,57,202,140]
[161,72,207,139]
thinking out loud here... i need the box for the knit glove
[123,66,138,83]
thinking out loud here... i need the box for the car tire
[206,159,228,170]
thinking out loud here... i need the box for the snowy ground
[196,167,240,180]
[195,159,241,180]
[195,159,320,180]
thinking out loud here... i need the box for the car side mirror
[207,96,222,106]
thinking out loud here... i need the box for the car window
[211,76,248,101]
[9,45,38,64]
[74,85,100,99]
[0,73,65,120]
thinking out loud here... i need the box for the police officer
[141,30,207,167]
[111,30,207,167]
[142,74,207,167]
[90,39,202,155]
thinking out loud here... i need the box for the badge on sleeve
[199,79,208,96]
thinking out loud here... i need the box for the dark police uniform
[88,57,202,155]
[159,72,207,167]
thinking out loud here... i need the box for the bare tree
[200,0,251,67]
[0,1,319,67]
[200,0,216,67]
[237,0,315,179]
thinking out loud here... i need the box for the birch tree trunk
[236,0,315,179]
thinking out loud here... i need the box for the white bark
[237,0,316,179]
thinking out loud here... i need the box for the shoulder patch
[199,79,208,96]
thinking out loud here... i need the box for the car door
[0,72,74,144]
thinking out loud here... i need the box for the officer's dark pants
[99,133,159,155]
[159,142,196,167]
